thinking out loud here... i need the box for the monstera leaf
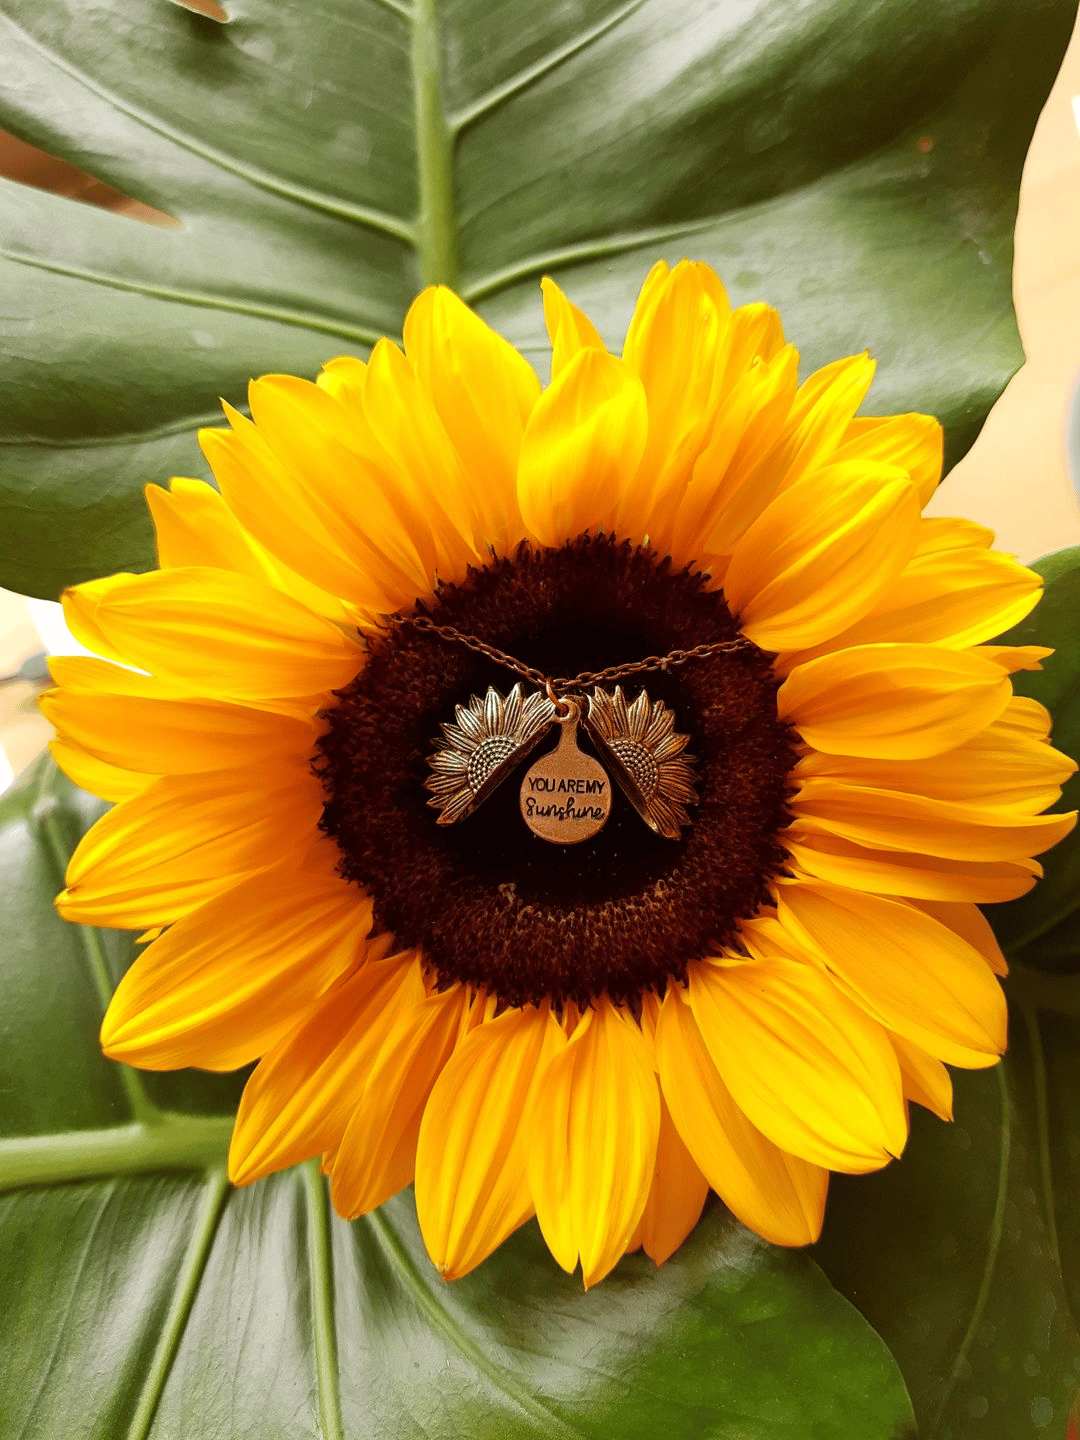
[0,759,917,1439]
[0,0,1074,597]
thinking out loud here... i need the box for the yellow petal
[669,342,799,563]
[832,413,943,506]
[738,912,804,964]
[724,466,921,651]
[619,260,731,528]
[316,354,367,408]
[54,572,137,664]
[101,869,372,1070]
[57,760,321,927]
[974,644,1054,674]
[403,285,539,553]
[40,687,313,776]
[711,345,881,547]
[49,738,156,804]
[528,1000,660,1287]
[201,409,395,615]
[913,517,995,555]
[656,985,826,1245]
[785,829,1041,903]
[790,777,1076,861]
[47,655,183,698]
[911,898,1009,976]
[415,1003,563,1281]
[792,713,1075,813]
[769,351,878,494]
[777,644,1012,759]
[146,477,353,624]
[995,694,1054,740]
[242,378,443,606]
[718,301,787,381]
[541,276,606,377]
[891,1034,953,1121]
[631,1092,710,1265]
[781,544,1042,664]
[62,567,361,706]
[777,881,1006,1068]
[689,956,907,1174]
[147,476,256,572]
[517,348,648,546]
[330,983,470,1218]
[361,338,486,574]
[229,950,425,1185]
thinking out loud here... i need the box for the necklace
[391,614,753,847]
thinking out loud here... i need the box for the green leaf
[0,0,1074,596]
[814,979,1080,1438]
[0,756,916,1439]
[986,548,1080,970]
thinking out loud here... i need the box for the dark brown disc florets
[315,536,797,1009]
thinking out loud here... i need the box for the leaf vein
[461,216,721,303]
[122,1168,231,1440]
[304,1163,345,1440]
[0,12,416,242]
[0,411,230,451]
[0,245,384,346]
[450,0,647,134]
[365,1207,581,1438]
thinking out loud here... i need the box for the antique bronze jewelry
[393,614,752,845]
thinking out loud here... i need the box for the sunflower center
[466,735,520,793]
[608,738,660,800]
[315,536,798,1009]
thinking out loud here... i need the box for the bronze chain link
[390,613,754,706]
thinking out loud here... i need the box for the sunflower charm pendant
[425,678,696,843]
[519,699,612,844]
[424,684,556,824]
[585,686,698,839]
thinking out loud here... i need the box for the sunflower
[45,261,1075,1288]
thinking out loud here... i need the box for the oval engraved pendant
[520,701,612,844]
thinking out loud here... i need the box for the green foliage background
[1,1,1079,1436]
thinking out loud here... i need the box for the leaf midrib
[0,1119,234,1191]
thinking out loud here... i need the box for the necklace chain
[390,614,753,704]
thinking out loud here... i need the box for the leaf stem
[304,1163,345,1440]
[123,1167,231,1440]
[0,1116,234,1192]
[412,0,458,289]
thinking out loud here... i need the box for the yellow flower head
[44,261,1076,1288]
